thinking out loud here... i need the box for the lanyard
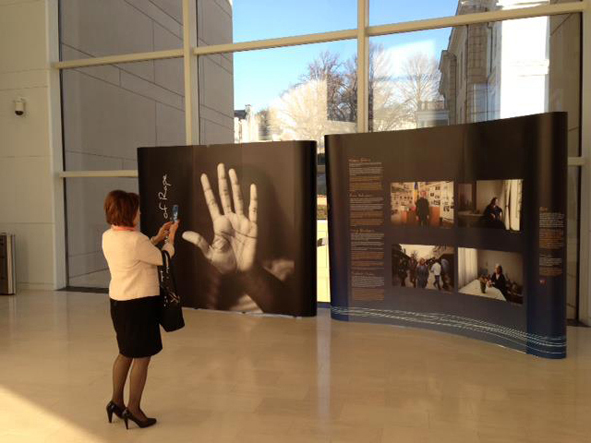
[112,226,136,232]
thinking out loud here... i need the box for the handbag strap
[161,249,171,274]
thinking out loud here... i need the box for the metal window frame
[52,0,590,323]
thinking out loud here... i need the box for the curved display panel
[326,113,567,358]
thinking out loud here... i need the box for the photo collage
[389,179,524,304]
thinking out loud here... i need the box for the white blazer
[102,229,175,301]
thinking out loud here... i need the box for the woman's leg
[128,357,152,420]
[112,354,132,408]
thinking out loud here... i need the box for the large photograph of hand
[183,165,258,275]
[138,142,317,317]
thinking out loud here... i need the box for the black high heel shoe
[122,409,157,429]
[106,401,125,423]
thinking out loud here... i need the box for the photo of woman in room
[482,197,505,229]
[392,244,454,292]
[458,248,523,304]
[458,179,522,231]
[488,264,508,299]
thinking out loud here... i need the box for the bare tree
[395,52,442,115]
[368,44,411,131]
[267,47,441,144]
[256,108,272,140]
[299,51,349,122]
[339,43,411,131]
[270,79,330,146]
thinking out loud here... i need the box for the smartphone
[172,204,179,223]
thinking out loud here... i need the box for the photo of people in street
[458,248,524,304]
[391,244,454,292]
[390,181,454,228]
[458,179,522,231]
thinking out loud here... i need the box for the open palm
[183,164,258,274]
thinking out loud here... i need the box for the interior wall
[548,10,582,319]
[0,0,64,290]
[59,0,234,286]
[60,0,186,283]
[197,0,234,144]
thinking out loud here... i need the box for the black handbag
[157,249,185,332]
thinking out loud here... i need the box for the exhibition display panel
[326,113,567,358]
[138,141,317,317]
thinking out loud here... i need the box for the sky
[232,0,459,112]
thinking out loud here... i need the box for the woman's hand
[153,221,173,244]
[168,221,180,244]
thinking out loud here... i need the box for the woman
[408,254,418,288]
[481,197,506,229]
[102,190,179,429]
[416,258,429,289]
[488,264,508,299]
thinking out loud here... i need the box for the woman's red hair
[104,190,140,227]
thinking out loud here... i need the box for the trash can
[0,233,16,295]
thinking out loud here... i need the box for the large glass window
[197,52,234,145]
[367,13,582,316]
[228,41,358,221]
[57,1,585,315]
[227,0,356,44]
[232,41,358,146]
[61,59,184,287]
[369,14,581,156]
[370,0,583,27]
[65,178,138,288]
[59,0,183,60]
[61,60,185,171]
[370,0,459,25]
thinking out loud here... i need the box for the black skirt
[110,296,162,358]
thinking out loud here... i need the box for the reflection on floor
[68,270,110,288]
[1,290,590,442]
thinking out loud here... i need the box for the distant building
[438,0,552,125]
[234,105,259,143]
[415,100,449,128]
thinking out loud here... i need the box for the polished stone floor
[1,290,590,442]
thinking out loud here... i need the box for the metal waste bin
[0,233,16,295]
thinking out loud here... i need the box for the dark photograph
[392,244,454,292]
[390,181,454,228]
[138,142,316,317]
[458,248,524,304]
[458,179,522,231]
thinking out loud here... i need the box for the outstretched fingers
[201,173,221,220]
[229,168,244,216]
[248,184,257,224]
[182,231,212,260]
[217,163,233,215]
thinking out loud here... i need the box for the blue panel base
[331,306,566,359]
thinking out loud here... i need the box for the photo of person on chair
[481,197,506,229]
[458,248,524,304]
[458,179,522,231]
[487,264,508,299]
